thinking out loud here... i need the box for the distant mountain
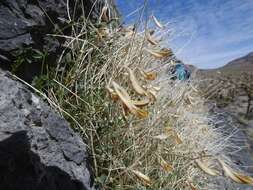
[197,52,253,77]
[220,52,253,72]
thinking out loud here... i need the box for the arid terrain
[197,52,253,123]
[199,52,253,75]
[195,53,253,189]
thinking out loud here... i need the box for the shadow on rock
[0,131,87,190]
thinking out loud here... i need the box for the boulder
[0,0,119,82]
[0,69,98,190]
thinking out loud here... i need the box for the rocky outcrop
[0,69,98,190]
[0,0,119,81]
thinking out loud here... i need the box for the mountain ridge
[220,51,253,71]
[196,51,253,77]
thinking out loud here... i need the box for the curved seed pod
[158,156,174,172]
[152,86,161,91]
[112,81,148,118]
[145,85,160,102]
[140,70,157,80]
[219,159,253,184]
[153,134,168,140]
[132,98,150,107]
[131,170,152,186]
[147,88,158,102]
[125,67,147,95]
[145,48,173,59]
[165,127,182,144]
[122,103,129,117]
[236,175,253,185]
[151,15,164,29]
[174,133,183,144]
[196,159,219,176]
[106,85,119,101]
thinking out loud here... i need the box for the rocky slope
[0,0,119,82]
[0,69,98,190]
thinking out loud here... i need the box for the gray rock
[0,0,119,81]
[0,69,98,190]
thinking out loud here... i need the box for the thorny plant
[30,3,253,190]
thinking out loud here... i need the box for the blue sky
[115,0,253,69]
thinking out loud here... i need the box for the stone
[0,0,119,82]
[0,69,98,190]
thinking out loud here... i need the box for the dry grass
[32,7,252,190]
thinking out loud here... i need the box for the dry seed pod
[106,86,119,101]
[158,156,173,172]
[140,70,157,80]
[125,67,147,95]
[196,159,219,176]
[152,86,161,91]
[145,48,173,59]
[219,159,253,184]
[151,15,164,29]
[236,175,253,185]
[153,134,168,140]
[165,127,182,144]
[132,98,150,107]
[131,170,152,186]
[112,81,148,119]
[174,133,183,144]
[147,88,158,102]
[122,103,129,117]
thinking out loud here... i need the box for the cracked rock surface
[0,0,118,81]
[0,69,98,190]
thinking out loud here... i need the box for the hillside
[197,51,253,117]
[222,52,253,71]
[197,52,253,78]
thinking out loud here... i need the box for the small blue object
[174,64,191,81]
